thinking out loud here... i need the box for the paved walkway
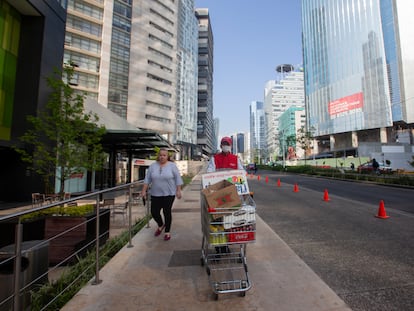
[61,172,352,311]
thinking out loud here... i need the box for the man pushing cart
[200,169,256,300]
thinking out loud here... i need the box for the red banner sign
[329,92,363,116]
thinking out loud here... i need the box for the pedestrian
[372,158,379,174]
[206,136,245,253]
[207,136,244,172]
[141,148,183,241]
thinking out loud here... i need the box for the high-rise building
[128,1,178,137]
[195,8,215,157]
[302,0,414,165]
[64,0,104,102]
[173,0,200,160]
[213,117,219,153]
[175,0,198,144]
[264,80,277,161]
[250,101,266,163]
[278,106,306,159]
[236,133,245,154]
[264,66,304,162]
[65,0,199,151]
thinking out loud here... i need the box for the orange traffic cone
[257,175,260,181]
[323,189,330,201]
[277,179,281,187]
[293,183,299,192]
[375,200,389,219]
[265,176,269,183]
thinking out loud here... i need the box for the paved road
[248,172,414,311]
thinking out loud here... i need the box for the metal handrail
[0,180,147,311]
[0,181,142,222]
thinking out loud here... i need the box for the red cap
[220,136,232,145]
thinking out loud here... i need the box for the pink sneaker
[154,225,165,237]
[164,234,171,241]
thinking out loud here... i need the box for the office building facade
[302,0,414,163]
[278,106,306,159]
[128,0,178,136]
[195,8,215,156]
[0,0,67,201]
[250,101,266,163]
[65,0,200,152]
[213,117,219,153]
[175,0,198,144]
[264,66,305,162]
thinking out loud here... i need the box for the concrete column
[330,135,335,150]
[352,131,358,148]
[380,127,387,143]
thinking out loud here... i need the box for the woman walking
[141,149,183,241]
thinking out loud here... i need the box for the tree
[410,156,414,168]
[14,64,106,198]
[285,135,296,149]
[296,126,315,165]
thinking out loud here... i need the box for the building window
[148,60,172,73]
[145,114,171,123]
[66,16,102,37]
[147,73,172,85]
[146,87,171,98]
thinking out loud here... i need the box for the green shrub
[181,175,193,187]
[19,204,95,222]
[30,215,150,311]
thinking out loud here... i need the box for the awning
[84,99,176,157]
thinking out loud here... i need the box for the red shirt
[213,152,238,170]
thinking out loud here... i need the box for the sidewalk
[61,172,352,311]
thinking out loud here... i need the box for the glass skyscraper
[250,101,266,163]
[302,0,414,154]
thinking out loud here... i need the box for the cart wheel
[206,267,210,275]
[240,291,246,297]
[214,293,219,300]
[200,257,204,266]
[237,254,243,264]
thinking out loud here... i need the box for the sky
[195,0,303,137]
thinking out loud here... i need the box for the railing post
[146,187,151,228]
[127,185,133,248]
[13,221,23,311]
[92,194,102,285]
[145,191,151,228]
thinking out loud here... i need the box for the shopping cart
[200,173,256,300]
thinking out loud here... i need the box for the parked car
[246,163,257,174]
[357,162,393,174]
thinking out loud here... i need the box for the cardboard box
[201,180,241,209]
[201,170,250,195]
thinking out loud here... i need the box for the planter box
[44,209,110,265]
[44,216,87,264]
[0,208,110,265]
[0,218,45,248]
